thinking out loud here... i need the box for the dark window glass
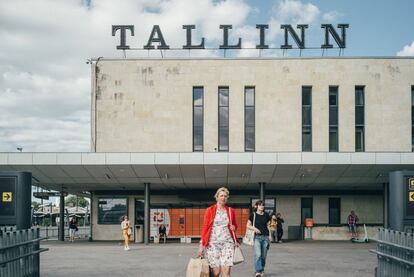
[193,87,203,106]
[302,87,311,105]
[355,87,364,105]
[193,87,203,152]
[219,87,229,152]
[245,87,255,106]
[98,198,127,224]
[219,87,229,106]
[302,106,312,126]
[355,106,364,126]
[302,126,312,152]
[356,126,364,152]
[412,126,414,152]
[219,107,229,126]
[135,199,144,225]
[245,87,255,152]
[301,198,313,224]
[193,127,203,151]
[355,86,365,152]
[302,86,312,152]
[329,127,338,152]
[329,107,338,126]
[329,198,340,225]
[219,126,229,151]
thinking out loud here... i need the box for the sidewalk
[40,240,376,277]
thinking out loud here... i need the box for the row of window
[301,86,365,152]
[193,86,372,152]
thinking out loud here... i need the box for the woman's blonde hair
[214,187,230,199]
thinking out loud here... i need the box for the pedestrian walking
[276,213,284,243]
[69,217,78,242]
[268,215,277,243]
[246,200,271,277]
[347,210,359,238]
[197,187,238,277]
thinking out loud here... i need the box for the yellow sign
[410,179,414,190]
[409,192,414,202]
[2,192,12,202]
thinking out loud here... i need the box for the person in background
[268,215,277,243]
[158,224,167,243]
[68,217,78,243]
[198,187,238,277]
[276,213,284,243]
[121,215,130,251]
[247,200,272,277]
[347,210,359,238]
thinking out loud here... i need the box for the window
[302,87,312,151]
[245,87,255,152]
[329,198,340,225]
[329,86,338,152]
[219,87,229,151]
[412,86,414,151]
[193,87,203,152]
[301,197,313,224]
[98,198,128,224]
[355,86,365,152]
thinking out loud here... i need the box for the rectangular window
[302,87,312,151]
[193,87,203,152]
[245,87,255,152]
[329,86,338,152]
[329,198,341,225]
[355,86,365,152]
[98,198,128,224]
[219,87,229,151]
[412,86,414,151]
[301,197,313,224]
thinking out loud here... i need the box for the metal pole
[59,192,65,241]
[89,192,93,241]
[144,183,151,245]
[259,182,265,202]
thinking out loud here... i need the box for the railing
[0,228,48,277]
[370,228,414,277]
[38,226,90,239]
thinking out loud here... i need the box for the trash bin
[135,225,143,243]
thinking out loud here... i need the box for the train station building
[1,56,414,241]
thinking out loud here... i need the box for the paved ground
[40,240,377,277]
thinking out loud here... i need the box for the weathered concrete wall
[306,225,380,240]
[93,58,414,152]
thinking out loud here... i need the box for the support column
[89,191,93,241]
[383,183,388,229]
[59,192,65,241]
[259,182,265,201]
[144,183,151,245]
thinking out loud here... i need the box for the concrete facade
[92,58,414,153]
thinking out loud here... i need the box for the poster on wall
[150,208,170,237]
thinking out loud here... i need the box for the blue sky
[0,0,413,153]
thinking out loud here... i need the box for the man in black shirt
[247,200,271,277]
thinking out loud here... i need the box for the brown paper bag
[186,257,209,277]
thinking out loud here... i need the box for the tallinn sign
[111,24,349,51]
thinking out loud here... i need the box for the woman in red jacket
[198,187,238,277]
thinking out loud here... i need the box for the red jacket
[200,204,238,247]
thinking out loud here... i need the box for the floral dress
[205,209,235,268]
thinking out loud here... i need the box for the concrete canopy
[1,152,414,193]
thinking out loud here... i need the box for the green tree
[65,195,89,208]
[32,201,40,210]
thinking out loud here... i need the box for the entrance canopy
[1,152,413,193]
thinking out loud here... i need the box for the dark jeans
[277,229,283,242]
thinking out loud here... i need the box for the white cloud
[322,11,343,22]
[0,0,252,152]
[397,41,414,56]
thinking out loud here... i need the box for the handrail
[370,250,414,268]
[0,237,46,251]
[376,239,414,253]
[0,248,49,266]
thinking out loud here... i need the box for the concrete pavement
[40,240,377,277]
